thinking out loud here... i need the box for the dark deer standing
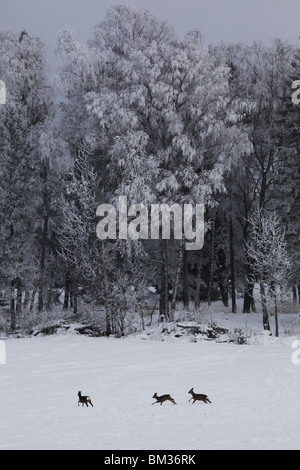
[152,392,177,405]
[78,391,93,407]
[188,388,211,404]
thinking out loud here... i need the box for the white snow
[1,315,300,450]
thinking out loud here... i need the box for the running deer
[188,388,212,404]
[152,392,177,405]
[78,391,93,407]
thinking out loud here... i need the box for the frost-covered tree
[1,4,299,332]
[0,31,43,322]
[0,103,38,327]
[275,43,300,302]
[82,4,251,318]
[55,27,97,152]
[88,5,251,203]
[58,149,100,313]
[246,210,291,336]
[35,117,70,312]
[0,30,66,323]
[217,39,294,313]
[58,148,147,335]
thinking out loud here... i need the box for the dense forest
[1,3,300,336]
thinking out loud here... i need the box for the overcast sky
[1,0,300,68]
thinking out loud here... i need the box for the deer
[78,391,93,407]
[188,388,212,404]
[152,392,177,405]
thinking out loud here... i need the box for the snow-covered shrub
[228,327,252,344]
[10,308,71,336]
[280,314,300,337]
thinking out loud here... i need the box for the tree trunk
[16,278,22,315]
[102,240,111,335]
[38,162,49,312]
[72,279,78,315]
[292,285,297,305]
[171,242,183,311]
[194,258,201,310]
[218,275,229,307]
[182,249,189,309]
[23,289,30,310]
[159,239,172,321]
[30,290,36,312]
[260,282,270,331]
[10,280,16,330]
[164,240,170,320]
[229,214,237,313]
[274,291,279,337]
[243,246,257,313]
[208,213,216,306]
[243,281,256,313]
[63,271,71,310]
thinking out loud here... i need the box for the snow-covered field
[1,311,300,450]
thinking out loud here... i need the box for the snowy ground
[1,311,300,450]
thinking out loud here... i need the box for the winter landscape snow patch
[1,327,300,450]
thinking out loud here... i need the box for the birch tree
[58,149,100,314]
[246,210,291,336]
